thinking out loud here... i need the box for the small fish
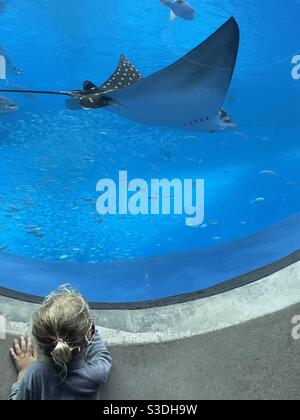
[0,95,18,114]
[83,155,95,162]
[251,197,265,204]
[26,225,45,237]
[209,219,219,225]
[84,198,96,205]
[161,0,195,21]
[26,225,39,230]
[234,131,249,141]
[27,229,45,237]
[184,135,199,141]
[260,170,277,176]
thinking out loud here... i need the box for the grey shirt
[9,333,112,400]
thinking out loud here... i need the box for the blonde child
[9,287,112,400]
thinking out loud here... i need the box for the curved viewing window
[0,0,299,304]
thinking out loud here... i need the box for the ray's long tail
[0,88,77,97]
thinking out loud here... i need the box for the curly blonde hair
[32,286,93,376]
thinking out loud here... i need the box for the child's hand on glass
[10,336,36,382]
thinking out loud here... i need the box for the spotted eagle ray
[0,18,240,132]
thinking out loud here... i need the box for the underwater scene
[0,0,300,267]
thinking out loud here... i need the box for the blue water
[0,0,300,265]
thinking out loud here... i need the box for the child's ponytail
[50,339,73,368]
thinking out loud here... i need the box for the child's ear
[85,321,96,345]
[91,321,96,337]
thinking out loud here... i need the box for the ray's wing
[70,55,145,110]
[99,55,143,93]
[106,18,240,128]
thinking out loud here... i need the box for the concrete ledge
[1,259,300,344]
